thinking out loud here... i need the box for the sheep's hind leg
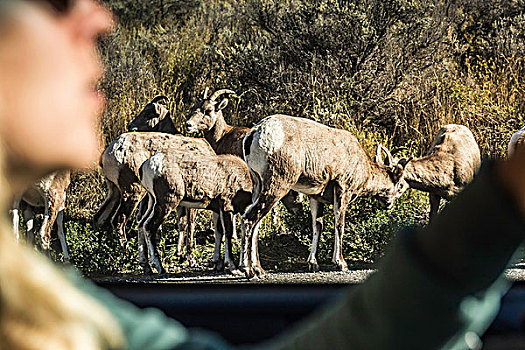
[241,178,292,279]
[308,197,324,272]
[56,209,70,263]
[141,198,177,275]
[332,186,351,271]
[211,212,224,271]
[220,210,239,274]
[184,208,197,267]
[137,194,154,274]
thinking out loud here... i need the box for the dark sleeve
[68,273,236,349]
[260,160,525,350]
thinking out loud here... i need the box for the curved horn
[397,157,413,169]
[375,144,384,164]
[151,95,170,105]
[210,89,236,101]
[380,145,393,166]
[203,87,209,100]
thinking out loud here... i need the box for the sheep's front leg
[241,184,290,279]
[184,208,197,266]
[40,197,58,253]
[429,193,441,222]
[11,197,21,241]
[219,209,238,273]
[211,212,224,271]
[140,196,175,275]
[176,206,186,256]
[23,205,35,246]
[136,196,154,273]
[308,197,324,272]
[56,209,70,263]
[332,186,350,271]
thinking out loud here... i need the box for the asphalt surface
[93,266,525,284]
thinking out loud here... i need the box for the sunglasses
[44,0,73,13]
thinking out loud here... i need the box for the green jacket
[74,161,525,349]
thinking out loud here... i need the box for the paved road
[93,266,525,284]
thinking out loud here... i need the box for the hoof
[154,264,166,275]
[141,265,154,275]
[335,262,348,272]
[244,268,255,279]
[244,265,265,279]
[184,254,198,267]
[254,266,265,277]
[213,260,225,272]
[308,262,320,272]
[225,262,238,274]
[230,268,244,276]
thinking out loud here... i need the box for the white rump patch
[111,135,134,165]
[245,117,285,175]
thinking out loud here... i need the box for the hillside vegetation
[56,0,525,274]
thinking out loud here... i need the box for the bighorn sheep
[139,152,252,274]
[94,132,215,265]
[12,170,71,261]
[242,115,411,277]
[402,124,481,220]
[185,88,303,215]
[508,126,525,158]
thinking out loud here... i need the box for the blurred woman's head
[0,0,113,191]
[0,1,124,349]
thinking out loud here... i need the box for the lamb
[138,152,253,274]
[94,132,215,265]
[185,88,303,215]
[402,124,481,220]
[241,115,411,277]
[508,126,525,158]
[12,170,71,261]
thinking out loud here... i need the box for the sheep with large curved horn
[209,89,236,102]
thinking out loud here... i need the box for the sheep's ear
[217,98,229,111]
[203,87,209,100]
[154,103,168,119]
[397,157,413,169]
